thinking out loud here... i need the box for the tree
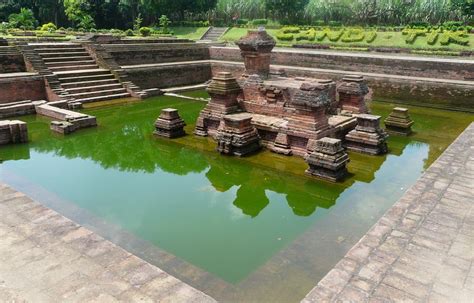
[63,0,95,29]
[8,8,37,29]
[159,14,170,33]
[266,0,309,23]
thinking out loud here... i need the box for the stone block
[345,114,388,155]
[305,137,349,182]
[216,113,261,156]
[153,108,186,138]
[384,107,414,136]
[0,120,28,145]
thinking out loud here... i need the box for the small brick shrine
[305,137,349,182]
[216,113,261,156]
[384,107,414,136]
[154,108,186,138]
[195,29,373,157]
[345,114,388,155]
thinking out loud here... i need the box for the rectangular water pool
[0,94,472,302]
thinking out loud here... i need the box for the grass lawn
[170,27,209,40]
[221,28,474,52]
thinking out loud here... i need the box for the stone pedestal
[154,108,186,138]
[236,29,276,79]
[384,107,414,136]
[345,114,388,155]
[216,113,261,156]
[270,132,292,155]
[0,120,28,145]
[337,75,369,114]
[195,72,242,137]
[305,137,349,182]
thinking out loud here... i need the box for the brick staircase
[200,27,228,41]
[32,43,131,104]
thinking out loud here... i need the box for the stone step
[61,78,119,89]
[67,88,127,99]
[49,64,99,72]
[43,56,92,62]
[30,43,80,49]
[45,60,96,68]
[65,83,124,94]
[35,47,85,53]
[58,73,115,83]
[39,52,89,58]
[75,92,131,104]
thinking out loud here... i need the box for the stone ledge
[302,122,474,302]
[0,183,216,302]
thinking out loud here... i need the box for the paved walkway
[303,123,474,302]
[0,184,215,302]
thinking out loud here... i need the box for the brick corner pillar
[235,28,276,80]
[337,75,369,114]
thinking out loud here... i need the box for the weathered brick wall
[0,75,46,103]
[123,62,212,89]
[104,43,210,66]
[0,54,26,73]
[210,47,474,81]
[210,61,474,112]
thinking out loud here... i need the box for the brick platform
[0,184,215,302]
[302,123,474,302]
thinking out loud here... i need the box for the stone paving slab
[302,122,474,303]
[0,183,216,302]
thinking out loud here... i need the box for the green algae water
[0,94,472,302]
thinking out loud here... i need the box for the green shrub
[236,19,248,25]
[125,29,134,36]
[313,20,325,26]
[366,31,377,43]
[402,28,427,44]
[295,29,316,41]
[251,19,268,26]
[328,21,342,27]
[8,8,37,30]
[341,28,365,42]
[276,33,294,41]
[315,28,344,42]
[281,26,300,33]
[89,28,97,33]
[139,26,151,36]
[40,22,56,32]
[426,30,439,45]
[439,31,469,46]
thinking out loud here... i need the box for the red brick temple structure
[195,29,373,157]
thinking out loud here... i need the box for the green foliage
[295,28,316,41]
[366,31,377,43]
[276,33,294,41]
[427,30,439,45]
[159,15,171,34]
[139,26,152,36]
[125,29,134,36]
[8,8,37,30]
[40,22,57,32]
[133,14,143,32]
[341,28,365,42]
[316,28,344,42]
[281,26,300,33]
[439,31,470,46]
[251,19,268,26]
[402,28,428,44]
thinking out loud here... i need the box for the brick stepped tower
[33,43,131,104]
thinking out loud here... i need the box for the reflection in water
[1,95,466,300]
